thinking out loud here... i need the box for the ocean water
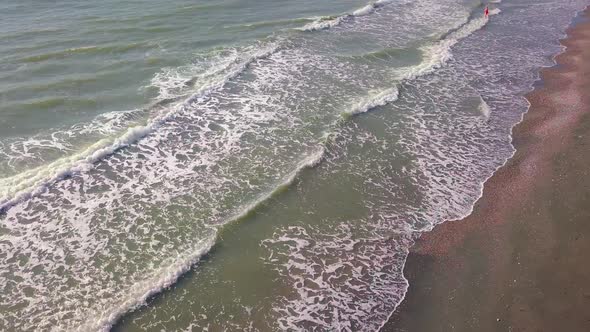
[0,0,587,330]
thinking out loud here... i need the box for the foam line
[336,8,500,120]
[83,147,324,331]
[298,0,403,31]
[0,43,280,213]
[78,236,216,332]
[298,16,347,32]
[226,147,325,222]
[353,4,376,16]
[479,96,491,119]
[396,7,500,82]
[343,87,400,118]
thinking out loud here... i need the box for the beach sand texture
[384,6,590,332]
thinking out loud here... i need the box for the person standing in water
[485,6,489,18]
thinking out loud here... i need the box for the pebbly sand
[382,6,590,332]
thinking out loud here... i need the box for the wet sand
[382,7,590,332]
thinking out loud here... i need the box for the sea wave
[342,86,400,118]
[80,237,217,332]
[395,6,500,81]
[0,42,280,212]
[298,0,403,31]
[478,95,492,120]
[297,15,347,32]
[226,146,326,222]
[77,144,325,331]
[334,5,499,123]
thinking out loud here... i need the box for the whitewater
[0,0,587,331]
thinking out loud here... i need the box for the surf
[0,1,519,331]
[0,42,280,213]
[297,0,407,31]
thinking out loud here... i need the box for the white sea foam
[353,0,402,17]
[490,7,501,15]
[396,7,500,82]
[298,0,401,31]
[298,16,347,31]
[150,48,246,100]
[375,0,395,5]
[0,43,280,212]
[225,146,325,223]
[80,237,216,332]
[353,4,375,17]
[479,96,491,119]
[0,108,144,174]
[262,224,411,330]
[255,6,511,331]
[0,124,150,210]
[75,8,502,330]
[0,39,337,330]
[139,2,587,331]
[344,86,399,117]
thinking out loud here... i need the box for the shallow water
[0,0,587,330]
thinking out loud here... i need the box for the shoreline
[383,6,590,332]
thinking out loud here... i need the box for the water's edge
[380,5,590,331]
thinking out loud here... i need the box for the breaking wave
[0,43,280,212]
[298,0,402,31]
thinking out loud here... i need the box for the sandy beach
[383,6,590,332]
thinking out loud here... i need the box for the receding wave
[0,124,148,212]
[225,147,326,223]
